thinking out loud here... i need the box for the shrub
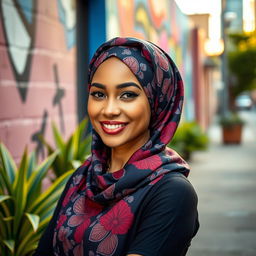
[0,143,73,256]
[168,121,209,160]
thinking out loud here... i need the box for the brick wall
[0,0,77,161]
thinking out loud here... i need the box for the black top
[34,172,199,256]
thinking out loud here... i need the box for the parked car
[235,94,253,110]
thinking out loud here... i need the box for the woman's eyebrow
[91,82,142,90]
[116,82,142,90]
[91,83,106,89]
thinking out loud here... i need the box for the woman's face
[88,57,151,150]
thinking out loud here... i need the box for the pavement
[187,109,256,256]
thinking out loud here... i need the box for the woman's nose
[102,98,121,117]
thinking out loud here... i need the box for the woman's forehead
[91,57,142,88]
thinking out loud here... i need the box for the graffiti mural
[106,0,194,120]
[0,0,36,101]
[31,110,48,158]
[52,63,66,133]
[0,0,77,160]
[106,0,189,63]
[57,0,76,49]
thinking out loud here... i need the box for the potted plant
[219,112,245,144]
[218,32,254,145]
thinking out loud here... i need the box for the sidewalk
[187,110,256,256]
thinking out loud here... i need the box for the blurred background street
[188,108,256,256]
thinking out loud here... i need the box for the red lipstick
[100,121,128,135]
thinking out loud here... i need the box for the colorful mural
[57,0,76,49]
[0,0,36,101]
[106,0,194,120]
[0,0,77,160]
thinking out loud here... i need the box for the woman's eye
[120,92,139,100]
[90,91,105,99]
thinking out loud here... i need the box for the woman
[35,37,199,256]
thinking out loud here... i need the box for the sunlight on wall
[243,0,256,32]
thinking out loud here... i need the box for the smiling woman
[34,37,199,256]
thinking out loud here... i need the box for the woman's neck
[108,149,128,173]
[108,131,150,173]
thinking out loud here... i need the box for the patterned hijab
[85,37,189,203]
[53,37,190,255]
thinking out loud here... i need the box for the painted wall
[0,0,77,160]
[106,0,194,120]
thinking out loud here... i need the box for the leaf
[35,170,72,218]
[73,118,88,158]
[79,136,91,159]
[63,136,74,167]
[38,134,55,155]
[72,123,80,159]
[0,143,16,184]
[15,229,36,256]
[52,122,65,152]
[27,151,36,179]
[0,144,16,194]
[0,212,8,238]
[13,147,28,235]
[51,153,65,177]
[3,216,14,221]
[27,151,59,205]
[3,239,15,253]
[0,195,12,217]
[25,213,40,232]
[0,195,11,203]
[28,170,73,215]
[18,170,72,255]
[19,241,38,256]
[71,160,82,169]
[77,119,91,159]
[16,216,51,256]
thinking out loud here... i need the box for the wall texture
[0,0,77,160]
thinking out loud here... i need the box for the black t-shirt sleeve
[127,173,199,256]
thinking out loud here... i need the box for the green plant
[228,48,256,97]
[40,118,91,177]
[228,32,256,98]
[219,112,245,127]
[168,121,209,160]
[0,143,73,256]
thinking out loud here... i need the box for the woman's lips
[100,121,128,135]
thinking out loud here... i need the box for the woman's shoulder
[144,172,198,212]
[154,172,196,194]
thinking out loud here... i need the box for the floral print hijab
[53,37,190,255]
